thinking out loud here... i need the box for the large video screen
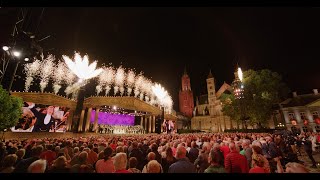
[10,102,70,133]
[90,110,134,126]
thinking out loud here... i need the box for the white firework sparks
[23,59,41,92]
[103,66,115,96]
[114,66,125,96]
[141,78,152,101]
[39,54,55,92]
[126,69,135,96]
[52,61,68,94]
[63,52,103,81]
[96,85,103,95]
[134,73,144,98]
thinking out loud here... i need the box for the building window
[300,112,307,121]
[312,111,319,119]
[302,126,309,133]
[209,86,213,89]
[210,92,214,95]
[288,113,295,120]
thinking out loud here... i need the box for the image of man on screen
[31,105,56,132]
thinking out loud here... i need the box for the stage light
[113,106,117,110]
[24,57,29,62]
[2,46,9,51]
[13,51,21,57]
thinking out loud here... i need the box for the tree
[0,85,23,137]
[222,69,289,128]
[221,93,241,128]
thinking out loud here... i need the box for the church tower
[206,70,216,115]
[179,67,194,117]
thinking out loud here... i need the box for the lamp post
[63,53,103,132]
[1,45,22,92]
[152,83,168,134]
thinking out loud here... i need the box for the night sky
[1,7,320,111]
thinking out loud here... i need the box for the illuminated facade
[191,70,234,132]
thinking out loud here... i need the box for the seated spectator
[70,151,94,173]
[161,147,176,173]
[147,160,162,173]
[168,146,196,173]
[27,159,47,173]
[204,149,226,173]
[224,143,249,173]
[0,154,18,173]
[47,156,70,173]
[95,147,115,173]
[128,157,141,173]
[113,153,131,173]
[249,153,270,173]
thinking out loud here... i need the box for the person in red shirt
[224,142,249,173]
[40,144,56,168]
[220,142,230,159]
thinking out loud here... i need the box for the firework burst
[126,69,135,96]
[103,66,115,96]
[52,61,68,94]
[23,59,41,92]
[39,54,55,92]
[114,66,125,96]
[134,73,144,98]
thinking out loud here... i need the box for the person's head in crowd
[103,147,113,161]
[78,151,88,164]
[2,154,18,168]
[28,159,47,173]
[151,143,158,152]
[83,147,90,154]
[129,157,138,169]
[252,145,263,155]
[91,147,98,154]
[16,148,25,159]
[113,153,127,171]
[212,143,220,151]
[147,152,156,161]
[175,146,187,159]
[73,147,79,154]
[191,141,197,148]
[252,153,265,168]
[53,156,67,169]
[116,146,124,153]
[252,140,262,148]
[132,141,138,149]
[285,162,309,173]
[208,149,222,165]
[242,139,250,149]
[45,144,53,151]
[165,147,174,159]
[32,145,44,157]
[147,160,161,173]
[229,142,238,152]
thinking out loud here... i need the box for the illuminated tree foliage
[222,69,289,128]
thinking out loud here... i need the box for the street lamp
[7,49,22,92]
[63,52,103,132]
[152,83,168,134]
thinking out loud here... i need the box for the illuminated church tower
[179,67,194,117]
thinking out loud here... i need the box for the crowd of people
[0,130,319,173]
[98,125,145,134]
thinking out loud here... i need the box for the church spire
[184,65,187,75]
[207,69,213,79]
